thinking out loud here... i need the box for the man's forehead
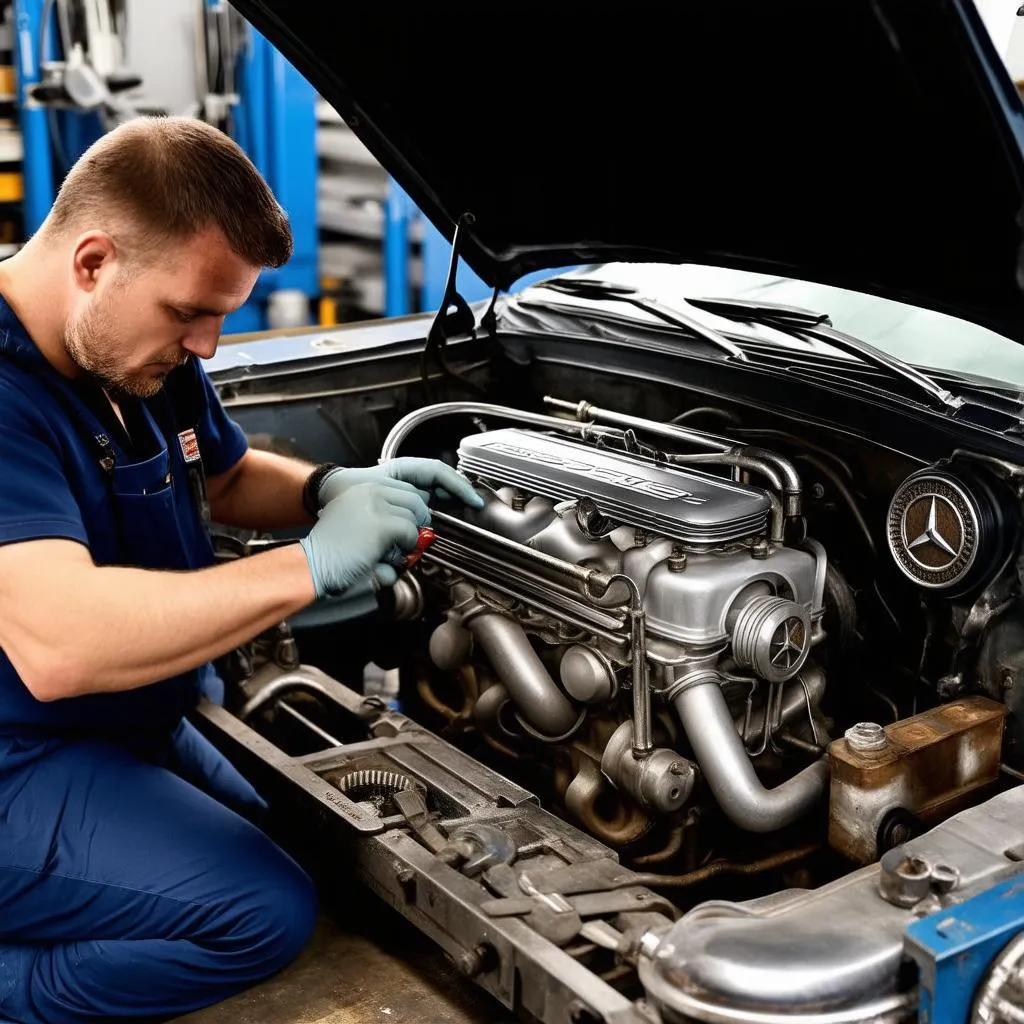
[155,230,260,297]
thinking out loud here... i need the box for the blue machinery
[221,20,317,333]
[10,0,317,333]
[11,0,559,329]
[907,876,1024,1024]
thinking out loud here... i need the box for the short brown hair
[45,116,293,268]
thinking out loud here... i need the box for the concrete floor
[176,887,514,1024]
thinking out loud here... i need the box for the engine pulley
[731,594,811,683]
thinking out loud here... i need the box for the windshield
[522,262,1024,391]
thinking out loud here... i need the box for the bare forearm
[0,541,316,699]
[209,449,315,531]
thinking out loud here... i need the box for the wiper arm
[684,296,831,330]
[530,278,748,362]
[685,295,965,412]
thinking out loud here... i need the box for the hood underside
[233,1,1024,341]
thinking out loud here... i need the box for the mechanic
[0,116,482,1024]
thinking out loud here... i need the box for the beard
[63,295,186,400]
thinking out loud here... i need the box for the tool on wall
[29,0,140,120]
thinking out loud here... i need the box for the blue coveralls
[0,297,317,1023]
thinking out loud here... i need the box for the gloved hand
[299,479,430,598]
[318,457,484,511]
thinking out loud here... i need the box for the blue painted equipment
[11,0,319,333]
[905,875,1024,1024]
[12,0,56,236]
[224,20,318,334]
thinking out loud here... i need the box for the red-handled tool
[403,527,436,568]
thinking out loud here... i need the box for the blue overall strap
[157,361,212,526]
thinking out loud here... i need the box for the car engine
[415,417,833,849]
[212,394,1024,1024]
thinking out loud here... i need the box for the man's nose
[181,317,224,360]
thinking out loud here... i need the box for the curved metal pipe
[543,397,803,520]
[382,400,801,535]
[545,396,735,451]
[630,843,820,888]
[564,759,653,847]
[673,677,829,833]
[667,452,785,542]
[466,613,579,736]
[379,401,618,461]
[737,446,802,517]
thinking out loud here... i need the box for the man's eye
[173,308,198,324]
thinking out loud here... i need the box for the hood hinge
[420,212,488,401]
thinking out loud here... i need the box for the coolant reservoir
[828,696,1007,864]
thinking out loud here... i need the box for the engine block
[415,419,832,841]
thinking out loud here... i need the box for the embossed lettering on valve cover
[457,428,773,544]
[481,440,703,503]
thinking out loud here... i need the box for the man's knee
[225,845,319,980]
[253,858,319,975]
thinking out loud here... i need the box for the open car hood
[232,1,1024,341]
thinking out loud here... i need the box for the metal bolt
[812,482,826,499]
[845,721,888,752]
[454,948,483,977]
[751,539,770,560]
[667,546,688,572]
[454,943,496,978]
[931,863,961,894]
[633,528,649,548]
[669,762,686,775]
[879,849,934,908]
[1003,670,1015,692]
[511,490,527,512]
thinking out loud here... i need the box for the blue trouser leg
[162,716,268,823]
[0,729,318,1024]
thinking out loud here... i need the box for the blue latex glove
[299,479,429,597]
[318,457,484,511]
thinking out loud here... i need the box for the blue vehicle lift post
[219,11,318,334]
[13,0,319,332]
[12,0,55,236]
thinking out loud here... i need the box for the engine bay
[391,398,1024,861]
[205,391,1024,1024]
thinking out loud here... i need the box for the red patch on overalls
[177,429,201,463]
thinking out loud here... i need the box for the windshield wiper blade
[684,295,965,412]
[685,296,831,330]
[532,278,748,362]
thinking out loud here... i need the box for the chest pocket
[110,445,194,573]
[13,367,213,574]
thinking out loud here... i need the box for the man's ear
[71,232,118,293]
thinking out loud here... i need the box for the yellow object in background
[319,276,341,326]
[0,173,23,202]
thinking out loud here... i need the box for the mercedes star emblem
[906,496,960,563]
[886,471,980,590]
[902,493,965,572]
[770,618,806,671]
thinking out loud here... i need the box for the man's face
[64,226,261,399]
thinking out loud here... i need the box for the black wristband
[302,462,340,517]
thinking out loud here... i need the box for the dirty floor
[176,884,514,1024]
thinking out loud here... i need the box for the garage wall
[122,0,200,118]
